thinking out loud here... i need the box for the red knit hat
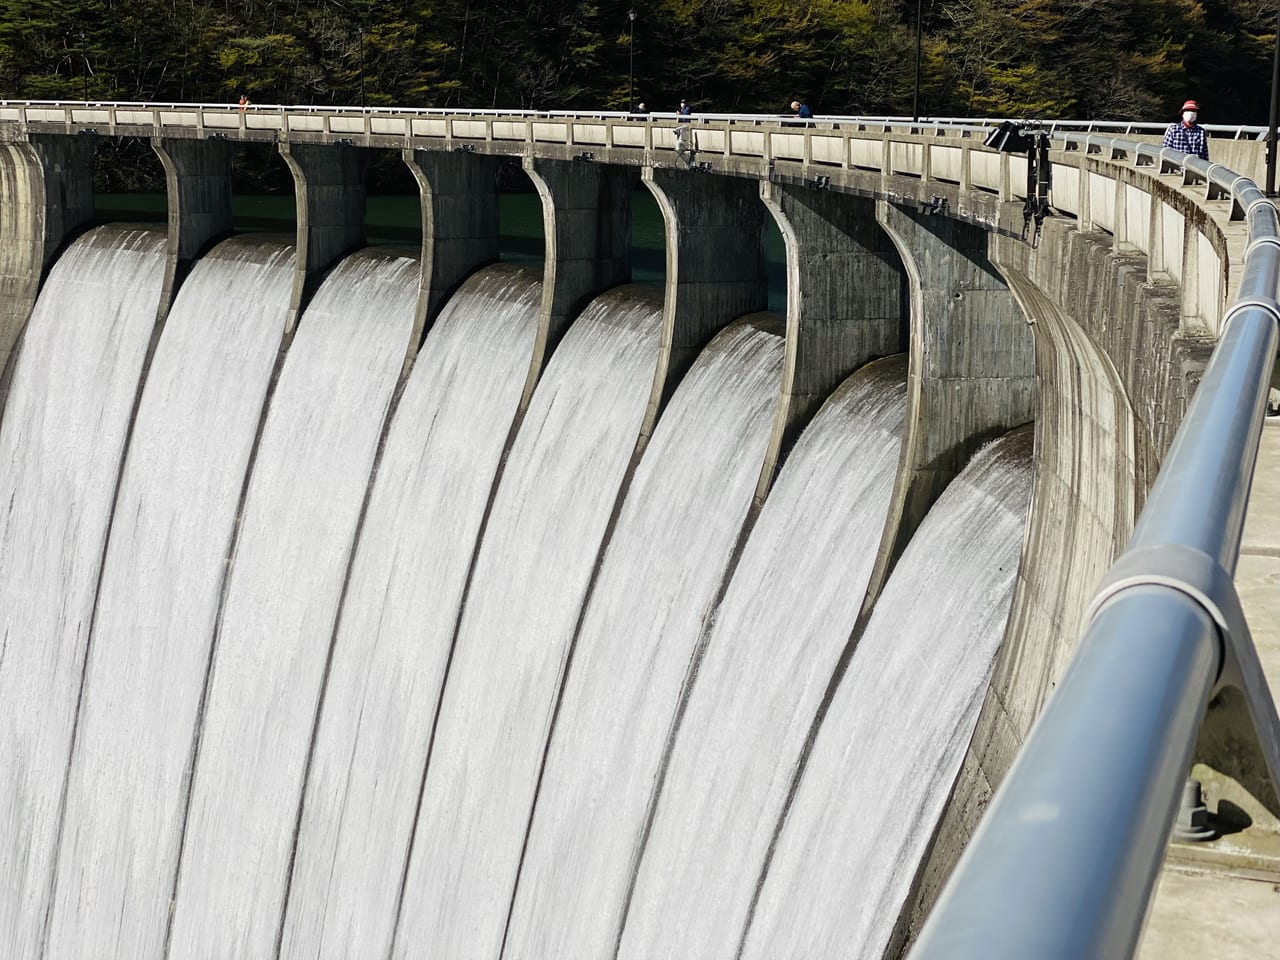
[1181,99,1199,112]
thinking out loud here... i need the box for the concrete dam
[0,102,1277,958]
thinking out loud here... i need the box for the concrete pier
[403,149,502,358]
[870,201,1035,600]
[0,135,95,396]
[152,137,234,317]
[279,141,367,331]
[639,169,767,435]
[756,182,905,498]
[520,156,632,406]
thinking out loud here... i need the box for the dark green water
[94,191,786,310]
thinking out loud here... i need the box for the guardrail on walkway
[911,134,1280,958]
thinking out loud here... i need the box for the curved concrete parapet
[869,201,1035,606]
[0,134,95,404]
[520,155,633,409]
[639,168,767,438]
[278,141,367,332]
[402,148,501,364]
[756,182,905,499]
[151,137,234,320]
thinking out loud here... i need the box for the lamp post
[1267,4,1280,196]
[78,31,88,101]
[358,24,366,108]
[912,0,923,122]
[628,9,637,111]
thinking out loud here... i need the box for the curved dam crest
[0,224,1037,959]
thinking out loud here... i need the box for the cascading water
[0,226,166,958]
[46,237,295,960]
[739,429,1033,958]
[279,264,542,959]
[392,286,663,960]
[503,316,786,960]
[617,356,912,960]
[166,248,417,958]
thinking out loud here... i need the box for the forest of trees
[1,0,1276,193]
[1,0,1276,124]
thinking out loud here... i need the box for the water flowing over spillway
[740,429,1033,958]
[503,317,786,960]
[47,237,294,960]
[0,226,166,958]
[392,286,663,959]
[166,249,417,958]
[0,221,1042,959]
[279,264,542,959]
[617,356,911,960]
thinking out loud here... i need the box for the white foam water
[618,357,910,960]
[392,285,663,960]
[279,264,542,959]
[166,249,417,958]
[503,316,786,960]
[740,429,1032,959]
[44,237,295,960]
[0,226,166,959]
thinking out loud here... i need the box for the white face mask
[1183,110,1197,124]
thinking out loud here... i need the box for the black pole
[79,32,88,101]
[1268,3,1280,196]
[912,0,923,122]
[628,9,636,111]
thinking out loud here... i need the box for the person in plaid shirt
[1163,99,1209,160]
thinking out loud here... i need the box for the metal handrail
[910,137,1280,958]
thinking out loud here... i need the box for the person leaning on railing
[1163,99,1209,160]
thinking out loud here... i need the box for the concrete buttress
[639,168,767,437]
[869,201,1035,609]
[0,134,95,402]
[402,148,501,362]
[520,155,632,407]
[152,137,235,319]
[756,181,905,499]
[278,141,367,331]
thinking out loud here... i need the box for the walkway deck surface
[1138,415,1280,957]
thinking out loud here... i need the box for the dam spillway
[0,222,1037,958]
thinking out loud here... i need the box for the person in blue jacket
[675,98,693,155]
[790,99,813,119]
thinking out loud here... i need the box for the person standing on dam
[1163,99,1209,160]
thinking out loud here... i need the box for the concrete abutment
[0,134,96,405]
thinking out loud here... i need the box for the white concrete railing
[0,101,1256,333]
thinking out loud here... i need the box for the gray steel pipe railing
[912,139,1280,958]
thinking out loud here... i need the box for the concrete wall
[756,182,905,498]
[870,201,1036,605]
[0,135,95,404]
[403,148,501,357]
[278,141,367,330]
[639,168,767,437]
[152,137,234,317]
[520,155,633,407]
